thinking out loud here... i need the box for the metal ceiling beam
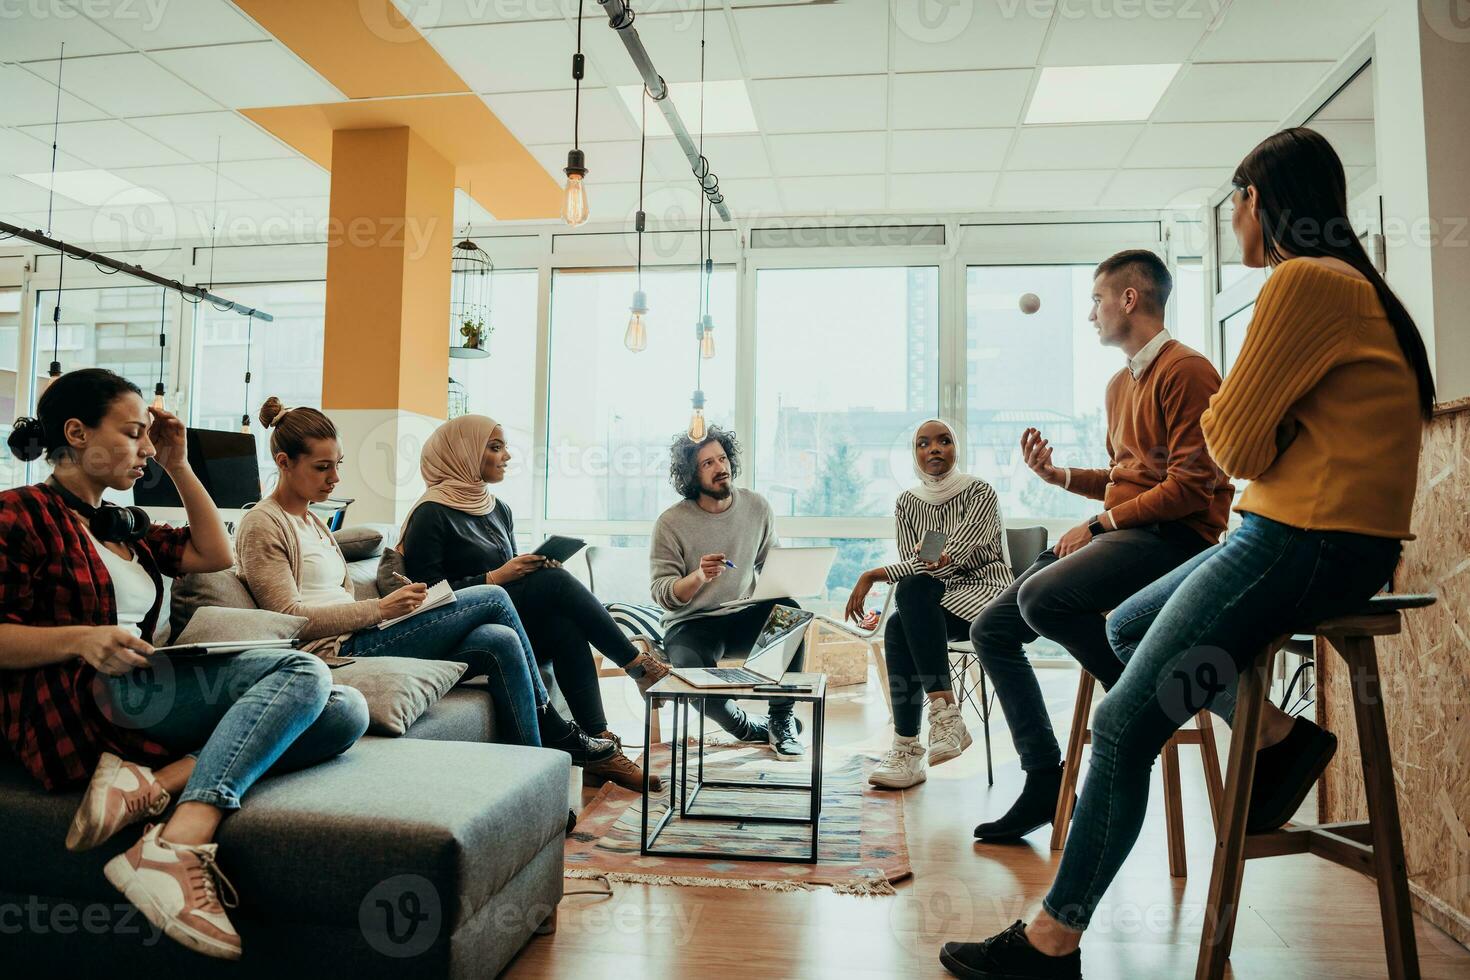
[597,0,731,223]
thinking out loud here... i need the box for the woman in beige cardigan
[235,397,616,765]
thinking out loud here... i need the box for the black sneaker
[545,722,618,765]
[1247,716,1337,834]
[974,764,1064,841]
[768,710,805,758]
[940,920,1081,980]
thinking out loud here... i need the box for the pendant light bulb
[625,289,649,353]
[240,414,251,435]
[700,313,715,360]
[151,383,166,412]
[687,390,707,442]
[562,149,589,227]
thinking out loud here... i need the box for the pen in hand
[390,571,414,587]
[723,560,737,570]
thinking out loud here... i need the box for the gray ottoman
[1,736,568,977]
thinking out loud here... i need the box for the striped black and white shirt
[879,480,1013,621]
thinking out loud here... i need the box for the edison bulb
[700,325,715,360]
[562,173,590,227]
[624,311,648,352]
[150,384,166,412]
[687,407,707,441]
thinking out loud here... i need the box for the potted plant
[459,316,492,351]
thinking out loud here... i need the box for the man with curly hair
[649,427,805,757]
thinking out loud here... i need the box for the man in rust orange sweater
[971,249,1233,842]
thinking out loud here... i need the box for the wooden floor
[505,666,1470,979]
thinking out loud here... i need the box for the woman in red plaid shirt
[2,369,369,960]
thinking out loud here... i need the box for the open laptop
[673,605,814,689]
[717,546,837,609]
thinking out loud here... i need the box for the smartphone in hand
[918,529,948,563]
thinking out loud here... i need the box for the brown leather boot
[626,652,671,698]
[582,731,662,793]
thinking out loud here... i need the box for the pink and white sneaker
[103,823,242,960]
[66,752,171,852]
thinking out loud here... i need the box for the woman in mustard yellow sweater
[939,128,1435,980]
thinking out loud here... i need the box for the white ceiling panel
[1041,0,1215,66]
[890,71,1034,129]
[1196,0,1387,62]
[583,10,744,88]
[151,42,344,109]
[768,132,886,177]
[17,119,188,171]
[637,181,704,224]
[0,63,109,126]
[889,129,1011,173]
[1310,67,1374,121]
[992,170,1114,209]
[889,172,998,211]
[719,177,783,215]
[0,9,132,61]
[733,0,889,78]
[25,53,219,116]
[109,163,255,204]
[0,174,66,215]
[83,0,266,50]
[1124,122,1272,169]
[778,174,885,213]
[1008,124,1143,170]
[650,134,770,180]
[892,0,1053,72]
[391,0,576,28]
[527,139,667,182]
[427,21,584,93]
[749,75,887,134]
[1099,168,1229,207]
[220,158,329,199]
[0,126,92,175]
[126,111,297,163]
[1154,62,1334,123]
[483,87,637,145]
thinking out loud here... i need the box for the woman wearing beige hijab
[399,415,669,792]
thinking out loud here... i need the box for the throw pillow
[375,546,409,598]
[169,569,259,641]
[605,601,666,656]
[332,657,468,736]
[175,606,307,645]
[333,526,384,562]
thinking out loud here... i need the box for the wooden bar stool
[1049,670,1225,877]
[1196,594,1435,980]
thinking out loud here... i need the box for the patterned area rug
[565,743,910,895]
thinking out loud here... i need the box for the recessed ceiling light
[14,169,168,207]
[617,80,758,137]
[1025,65,1182,125]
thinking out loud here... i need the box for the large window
[966,266,1111,523]
[191,281,325,485]
[1221,303,1255,377]
[753,266,940,519]
[546,266,736,522]
[449,269,538,519]
[1173,257,1207,355]
[35,286,180,399]
[1,287,21,490]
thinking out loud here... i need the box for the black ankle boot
[540,709,617,764]
[974,764,1065,841]
[1248,716,1337,833]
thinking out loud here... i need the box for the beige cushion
[175,606,307,645]
[333,526,384,562]
[332,657,468,736]
[169,569,258,640]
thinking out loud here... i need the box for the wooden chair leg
[1195,710,1225,835]
[1196,648,1274,980]
[1050,672,1095,852]
[1162,735,1187,878]
[1332,634,1420,980]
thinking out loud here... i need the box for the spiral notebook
[377,579,456,629]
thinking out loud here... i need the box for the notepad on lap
[378,579,456,629]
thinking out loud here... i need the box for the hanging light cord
[157,287,167,391]
[637,87,647,289]
[572,0,585,150]
[45,43,66,237]
[241,314,254,428]
[206,136,223,294]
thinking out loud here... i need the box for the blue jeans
[1042,514,1401,931]
[340,584,544,747]
[101,649,370,810]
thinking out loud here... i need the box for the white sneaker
[66,752,170,852]
[927,701,973,766]
[869,739,927,789]
[103,823,241,960]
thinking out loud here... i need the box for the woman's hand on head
[379,582,428,619]
[75,626,153,675]
[147,406,188,472]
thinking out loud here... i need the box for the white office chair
[811,581,898,721]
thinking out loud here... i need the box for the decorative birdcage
[449,237,492,359]
[447,377,468,419]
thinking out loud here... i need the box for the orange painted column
[322,126,453,523]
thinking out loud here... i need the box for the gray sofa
[0,524,568,977]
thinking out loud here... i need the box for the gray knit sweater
[649,489,777,629]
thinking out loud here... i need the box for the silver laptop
[673,605,813,689]
[717,546,837,609]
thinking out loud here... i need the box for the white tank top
[294,516,355,608]
[86,529,159,640]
